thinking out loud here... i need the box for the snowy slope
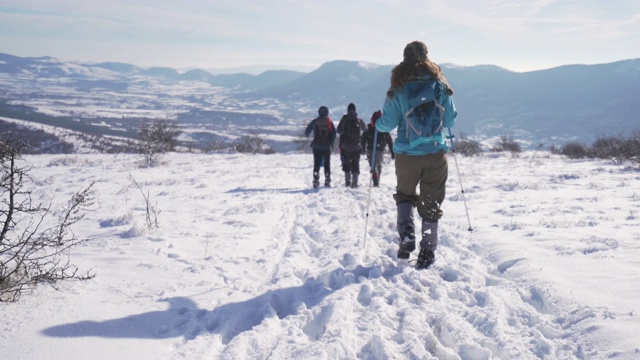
[1,151,639,359]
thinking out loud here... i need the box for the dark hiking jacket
[305,116,336,151]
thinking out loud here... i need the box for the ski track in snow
[1,152,639,359]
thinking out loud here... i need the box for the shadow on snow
[41,265,385,344]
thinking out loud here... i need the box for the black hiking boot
[351,174,359,188]
[313,180,319,189]
[324,180,331,187]
[415,249,435,270]
[397,227,416,259]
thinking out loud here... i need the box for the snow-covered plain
[1,150,639,359]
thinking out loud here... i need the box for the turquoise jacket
[375,77,457,155]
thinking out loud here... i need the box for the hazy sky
[1,0,639,73]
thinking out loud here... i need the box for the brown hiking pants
[393,151,448,221]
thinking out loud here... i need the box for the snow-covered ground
[1,151,639,359]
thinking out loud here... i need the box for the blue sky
[1,0,639,73]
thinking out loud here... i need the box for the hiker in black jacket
[361,110,394,187]
[337,103,367,188]
[304,106,336,188]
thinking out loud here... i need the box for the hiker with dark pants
[305,106,336,188]
[361,110,394,187]
[375,41,457,269]
[337,103,367,188]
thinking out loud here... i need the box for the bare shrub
[1,134,95,302]
[618,130,640,165]
[493,134,522,156]
[207,138,229,152]
[561,142,590,159]
[454,133,483,157]
[591,135,625,163]
[553,130,640,165]
[565,131,640,164]
[137,119,180,166]
[129,175,160,230]
[233,132,275,154]
[617,130,640,163]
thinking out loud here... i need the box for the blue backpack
[403,79,445,147]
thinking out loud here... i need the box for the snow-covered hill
[2,52,639,151]
[1,151,639,359]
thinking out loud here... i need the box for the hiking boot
[313,181,319,189]
[345,172,351,187]
[397,226,416,259]
[421,220,438,250]
[324,180,331,187]
[415,249,435,270]
[351,174,359,188]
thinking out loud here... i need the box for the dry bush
[1,134,95,302]
[137,119,180,166]
[493,134,522,156]
[454,133,483,157]
[233,132,275,154]
[560,142,590,159]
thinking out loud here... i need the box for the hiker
[361,110,394,187]
[337,103,367,188]
[375,41,457,269]
[304,106,336,188]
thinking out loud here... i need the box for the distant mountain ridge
[1,52,639,147]
[0,52,307,89]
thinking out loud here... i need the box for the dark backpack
[403,79,444,147]
[364,127,390,151]
[314,117,331,145]
[342,116,361,146]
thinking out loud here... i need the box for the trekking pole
[447,128,473,232]
[362,128,379,248]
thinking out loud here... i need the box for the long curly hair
[387,41,453,98]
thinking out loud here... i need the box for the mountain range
[1,52,639,151]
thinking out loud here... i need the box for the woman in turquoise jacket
[375,40,457,269]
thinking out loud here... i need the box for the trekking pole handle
[447,128,456,153]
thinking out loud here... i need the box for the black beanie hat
[318,106,329,117]
[347,103,356,112]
